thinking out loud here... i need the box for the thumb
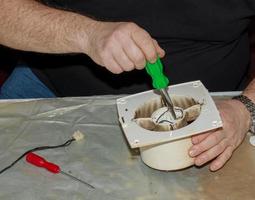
[153,39,165,58]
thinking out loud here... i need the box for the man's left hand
[189,99,250,171]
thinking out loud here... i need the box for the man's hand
[0,0,164,74]
[189,99,250,171]
[85,22,165,74]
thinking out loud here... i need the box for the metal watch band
[233,95,255,133]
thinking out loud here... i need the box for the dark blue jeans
[0,65,56,99]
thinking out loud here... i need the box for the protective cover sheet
[0,94,254,200]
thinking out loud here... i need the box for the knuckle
[217,143,225,153]
[100,52,110,65]
[135,61,145,69]
[141,29,151,38]
[194,134,204,142]
[107,37,117,48]
[111,68,123,74]
[104,61,123,75]
[233,139,240,147]
[218,143,226,152]
[100,42,111,53]
[97,45,105,55]
[212,134,219,142]
[117,22,138,36]
[146,51,157,61]
[102,59,109,68]
[136,65,145,70]
[228,145,235,153]
[99,48,107,57]
[121,60,134,71]
[134,55,145,66]
[197,145,205,154]
[227,150,233,158]
[132,27,149,39]
[127,61,135,68]
[224,151,232,160]
[226,136,233,144]
[112,29,124,40]
[117,56,134,71]
[124,64,135,71]
[126,22,138,29]
[200,155,209,164]
[141,37,152,47]
[196,140,206,150]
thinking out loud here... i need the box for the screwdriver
[145,57,176,119]
[25,152,95,189]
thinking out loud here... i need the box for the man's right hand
[0,0,164,74]
[85,22,165,74]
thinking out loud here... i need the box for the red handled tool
[26,152,95,189]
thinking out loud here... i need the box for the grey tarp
[0,94,254,200]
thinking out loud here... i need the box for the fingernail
[160,50,165,57]
[191,137,197,144]
[210,162,219,171]
[189,149,196,157]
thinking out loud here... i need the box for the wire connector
[72,130,85,141]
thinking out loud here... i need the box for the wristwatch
[233,95,255,133]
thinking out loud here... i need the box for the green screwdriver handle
[145,57,169,89]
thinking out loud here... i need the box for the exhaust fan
[117,81,223,171]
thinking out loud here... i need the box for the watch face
[250,135,255,146]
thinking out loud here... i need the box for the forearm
[0,0,95,54]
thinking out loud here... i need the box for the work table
[0,95,254,200]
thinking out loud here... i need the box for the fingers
[190,130,225,157]
[187,100,248,171]
[112,27,165,71]
[103,56,123,74]
[194,139,228,166]
[111,43,135,72]
[93,22,165,74]
[131,29,158,63]
[191,132,211,145]
[120,36,146,70]
[121,36,165,70]
[209,146,233,171]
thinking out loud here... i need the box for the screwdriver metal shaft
[60,171,95,189]
[159,88,176,119]
[145,57,177,120]
[26,152,95,189]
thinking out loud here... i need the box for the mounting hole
[125,108,128,112]
[134,139,139,144]
[249,135,255,146]
[192,81,201,88]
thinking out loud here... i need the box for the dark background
[0,45,18,85]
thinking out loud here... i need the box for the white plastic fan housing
[117,81,223,171]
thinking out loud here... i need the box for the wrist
[72,16,99,54]
[59,12,98,54]
[231,96,252,133]
[243,90,255,103]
